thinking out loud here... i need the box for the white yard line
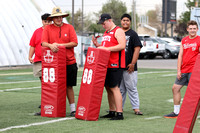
[0,77,82,85]
[0,117,75,132]
[138,71,174,75]
[161,74,177,77]
[0,72,33,76]
[144,116,162,120]
[0,83,81,92]
[0,87,41,92]
[0,80,39,85]
[167,98,183,103]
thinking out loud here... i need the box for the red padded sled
[173,54,200,133]
[75,47,110,121]
[41,46,66,117]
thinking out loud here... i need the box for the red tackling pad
[173,54,200,133]
[75,47,110,121]
[41,46,66,117]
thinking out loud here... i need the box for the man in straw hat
[42,7,78,117]
[29,13,52,116]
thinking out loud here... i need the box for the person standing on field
[42,7,78,117]
[120,14,143,115]
[92,13,126,120]
[28,13,51,116]
[164,20,200,118]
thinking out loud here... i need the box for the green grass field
[0,67,200,133]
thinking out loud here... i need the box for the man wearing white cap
[42,7,78,117]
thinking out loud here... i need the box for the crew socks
[174,105,180,114]
[70,103,76,112]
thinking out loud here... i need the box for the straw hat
[47,7,69,20]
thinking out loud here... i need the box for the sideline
[0,117,75,132]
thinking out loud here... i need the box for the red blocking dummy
[173,54,200,133]
[41,46,66,117]
[75,47,110,121]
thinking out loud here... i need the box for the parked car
[150,37,165,59]
[138,34,154,59]
[159,37,180,59]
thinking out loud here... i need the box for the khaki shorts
[33,61,42,77]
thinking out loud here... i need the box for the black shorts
[67,63,78,86]
[105,68,123,88]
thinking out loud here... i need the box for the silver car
[159,38,180,59]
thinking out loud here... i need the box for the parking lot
[138,58,177,69]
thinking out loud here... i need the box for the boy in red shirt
[164,20,200,118]
[92,14,126,120]
[28,13,51,116]
[42,7,78,117]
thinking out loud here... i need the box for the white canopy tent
[0,0,69,66]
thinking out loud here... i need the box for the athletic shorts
[33,61,42,78]
[175,73,192,86]
[67,63,78,86]
[105,68,124,88]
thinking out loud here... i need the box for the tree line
[64,0,197,38]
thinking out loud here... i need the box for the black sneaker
[38,105,41,108]
[70,111,76,117]
[100,111,115,118]
[34,111,41,116]
[164,112,178,118]
[110,112,124,120]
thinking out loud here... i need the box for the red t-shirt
[42,23,78,65]
[101,26,125,68]
[29,27,43,62]
[181,35,200,73]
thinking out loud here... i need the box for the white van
[151,37,166,59]
[138,34,154,59]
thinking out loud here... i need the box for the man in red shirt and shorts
[164,20,200,118]
[92,14,126,120]
[29,13,51,116]
[42,7,78,117]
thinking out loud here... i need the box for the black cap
[41,13,51,20]
[97,14,111,24]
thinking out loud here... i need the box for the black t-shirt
[125,29,142,71]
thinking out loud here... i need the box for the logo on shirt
[111,64,118,67]
[110,32,114,34]
[87,51,95,64]
[125,36,130,51]
[44,50,54,63]
[64,34,67,37]
[102,35,111,42]
[183,43,197,51]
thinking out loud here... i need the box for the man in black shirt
[120,14,143,115]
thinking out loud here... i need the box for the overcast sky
[53,0,188,19]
